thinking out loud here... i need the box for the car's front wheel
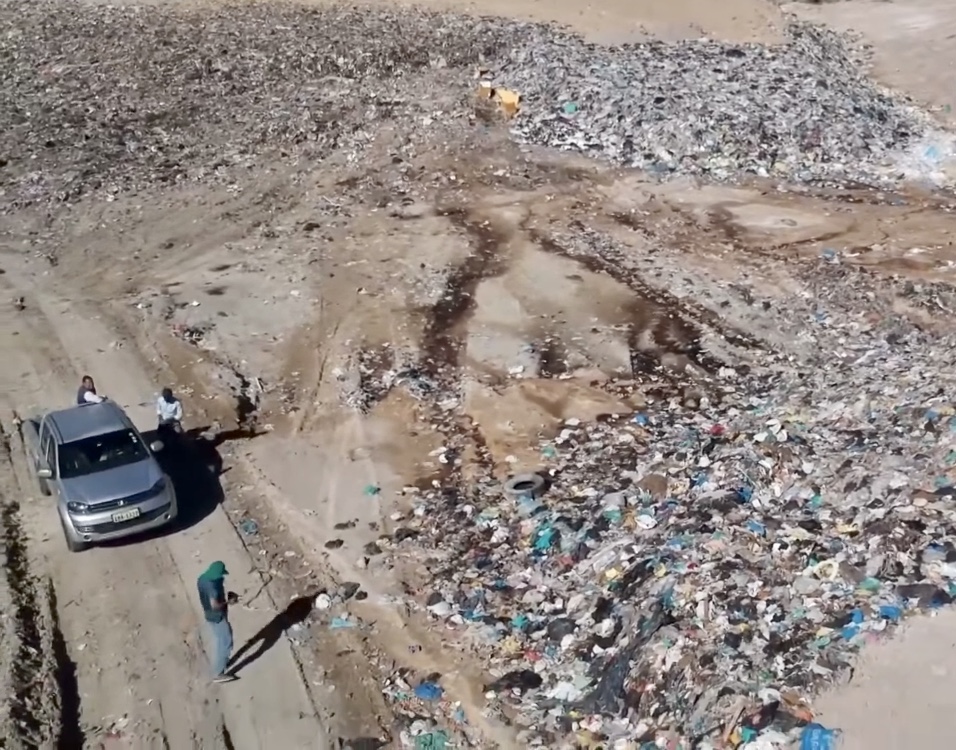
[61,517,88,553]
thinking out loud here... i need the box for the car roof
[47,402,134,444]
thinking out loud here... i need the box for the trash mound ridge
[0,0,515,207]
[500,21,927,184]
[0,0,932,210]
[0,426,68,746]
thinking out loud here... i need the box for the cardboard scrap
[475,80,521,119]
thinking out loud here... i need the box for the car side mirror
[150,440,164,453]
[37,468,53,479]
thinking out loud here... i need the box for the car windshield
[58,429,149,479]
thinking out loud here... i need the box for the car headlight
[67,501,90,513]
[151,478,167,495]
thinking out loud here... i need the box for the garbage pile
[498,21,928,184]
[393,288,956,747]
[0,0,516,208]
[1,0,933,210]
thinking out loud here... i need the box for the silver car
[25,401,179,552]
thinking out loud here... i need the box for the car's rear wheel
[61,517,88,553]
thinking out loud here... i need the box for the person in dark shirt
[197,560,236,683]
[76,375,105,405]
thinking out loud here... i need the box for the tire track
[8,276,332,748]
[117,312,391,745]
[0,422,64,748]
[522,224,765,392]
[221,718,236,750]
[420,208,512,381]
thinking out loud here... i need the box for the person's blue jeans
[208,618,233,677]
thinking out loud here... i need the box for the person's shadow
[227,594,316,676]
[182,422,265,478]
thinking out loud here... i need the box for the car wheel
[37,475,51,497]
[61,518,88,553]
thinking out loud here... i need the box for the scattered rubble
[381,261,956,747]
[0,0,515,208]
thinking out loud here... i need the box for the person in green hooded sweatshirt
[197,561,236,683]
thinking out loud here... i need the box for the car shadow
[226,593,317,676]
[97,427,234,548]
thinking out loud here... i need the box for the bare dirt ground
[2,0,956,748]
[813,607,956,750]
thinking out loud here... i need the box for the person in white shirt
[157,388,184,429]
[76,376,104,405]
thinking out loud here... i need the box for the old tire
[504,473,546,500]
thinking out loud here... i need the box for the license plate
[111,508,141,523]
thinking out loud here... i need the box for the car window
[58,429,149,479]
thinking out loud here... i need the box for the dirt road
[0,262,330,747]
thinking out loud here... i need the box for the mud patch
[220,718,236,750]
[534,225,765,362]
[707,204,851,252]
[420,210,511,380]
[536,334,571,378]
[531,230,716,377]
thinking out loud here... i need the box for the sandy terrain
[814,608,956,750]
[1,0,956,748]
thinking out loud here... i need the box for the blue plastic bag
[414,681,444,701]
[878,604,902,622]
[415,730,448,750]
[534,524,557,551]
[800,722,838,750]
